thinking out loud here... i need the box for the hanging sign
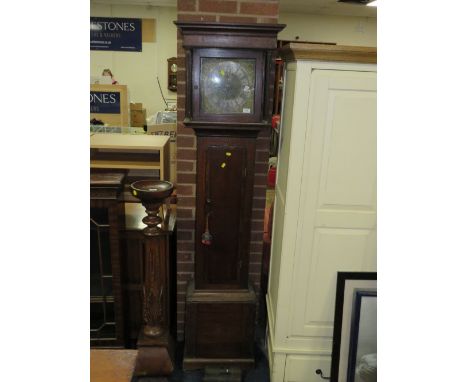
[90,91,121,114]
[90,17,142,52]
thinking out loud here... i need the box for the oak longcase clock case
[175,21,284,370]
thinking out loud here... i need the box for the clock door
[192,49,265,123]
[195,136,256,290]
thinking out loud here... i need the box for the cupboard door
[195,136,256,289]
[289,69,377,344]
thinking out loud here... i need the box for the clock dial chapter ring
[201,58,255,115]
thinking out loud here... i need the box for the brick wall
[176,0,279,341]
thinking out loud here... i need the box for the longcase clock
[175,22,285,370]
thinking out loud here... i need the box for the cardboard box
[131,109,147,127]
[130,102,143,111]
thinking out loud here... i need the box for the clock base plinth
[183,355,254,372]
[183,281,256,371]
[134,330,175,377]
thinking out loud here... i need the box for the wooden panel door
[288,69,377,344]
[195,136,256,290]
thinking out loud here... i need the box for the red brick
[199,0,237,13]
[177,107,185,121]
[177,94,186,106]
[177,208,195,219]
[177,148,197,160]
[255,162,268,173]
[178,218,195,229]
[177,184,194,196]
[257,16,278,24]
[177,43,186,57]
[250,220,265,231]
[177,82,186,93]
[254,173,268,185]
[178,241,195,251]
[257,137,270,150]
[249,262,262,273]
[219,15,257,23]
[250,252,262,263]
[178,160,195,172]
[177,230,193,241]
[256,150,270,162]
[177,251,193,262]
[177,48,187,59]
[178,262,195,272]
[178,14,217,22]
[252,197,266,210]
[250,231,264,242]
[178,0,196,12]
[253,186,266,197]
[177,68,186,83]
[178,135,195,148]
[178,123,193,135]
[177,272,193,281]
[177,172,196,183]
[251,209,265,219]
[177,56,186,68]
[250,242,264,252]
[177,197,196,208]
[240,2,279,16]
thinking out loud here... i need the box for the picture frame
[330,272,377,382]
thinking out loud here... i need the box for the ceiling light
[367,0,378,6]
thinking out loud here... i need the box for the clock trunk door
[195,136,256,290]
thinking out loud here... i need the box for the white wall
[90,3,177,117]
[90,6,375,118]
[279,12,377,47]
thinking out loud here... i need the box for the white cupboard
[266,44,377,382]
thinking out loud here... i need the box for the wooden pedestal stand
[130,180,175,378]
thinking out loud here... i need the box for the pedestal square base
[134,330,175,377]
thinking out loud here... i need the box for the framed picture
[330,272,377,382]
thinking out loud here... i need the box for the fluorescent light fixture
[367,0,378,6]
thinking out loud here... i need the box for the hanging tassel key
[201,212,213,245]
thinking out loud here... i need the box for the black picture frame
[330,272,377,382]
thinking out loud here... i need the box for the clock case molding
[175,22,285,369]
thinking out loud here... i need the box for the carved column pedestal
[130,180,175,377]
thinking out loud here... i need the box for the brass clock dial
[200,58,255,115]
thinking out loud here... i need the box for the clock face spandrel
[200,58,256,115]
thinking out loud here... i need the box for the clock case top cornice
[174,22,285,50]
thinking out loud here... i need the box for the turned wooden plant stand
[130,180,175,377]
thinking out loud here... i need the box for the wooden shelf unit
[90,133,171,181]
